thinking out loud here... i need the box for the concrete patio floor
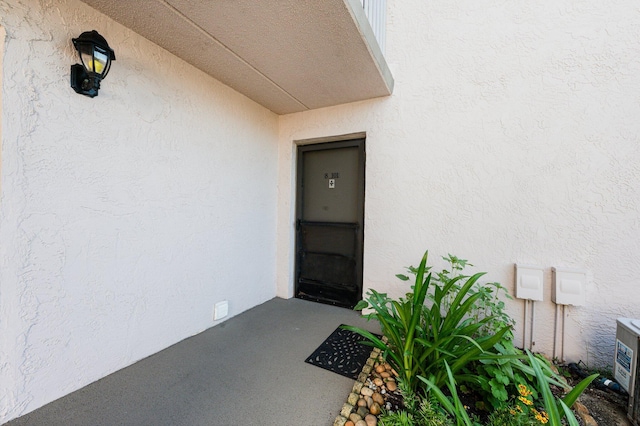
[5,297,381,426]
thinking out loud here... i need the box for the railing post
[360,0,386,54]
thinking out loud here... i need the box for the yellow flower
[536,413,549,424]
[518,396,533,406]
[530,408,549,424]
[518,384,532,397]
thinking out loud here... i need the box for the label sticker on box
[614,339,633,391]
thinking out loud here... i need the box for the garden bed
[335,346,632,426]
[334,250,627,426]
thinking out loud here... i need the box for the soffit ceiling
[80,0,394,115]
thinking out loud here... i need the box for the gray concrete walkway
[6,297,380,426]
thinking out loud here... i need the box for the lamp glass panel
[79,46,108,75]
[93,50,108,75]
[79,49,94,73]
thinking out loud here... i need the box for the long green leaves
[345,251,432,389]
[418,362,477,426]
[526,349,598,425]
[347,250,511,392]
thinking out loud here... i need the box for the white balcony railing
[360,0,386,53]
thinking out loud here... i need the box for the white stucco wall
[278,0,640,369]
[0,0,278,422]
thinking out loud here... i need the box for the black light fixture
[70,30,116,98]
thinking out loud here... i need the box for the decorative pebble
[373,377,383,387]
[357,398,367,407]
[350,413,362,423]
[345,421,355,426]
[369,402,381,416]
[355,420,368,426]
[360,387,373,397]
[386,381,397,392]
[372,392,384,405]
[375,365,386,374]
[380,371,390,378]
[356,406,369,418]
[365,396,373,408]
[383,363,392,370]
[365,414,378,426]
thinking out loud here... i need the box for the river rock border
[333,344,381,426]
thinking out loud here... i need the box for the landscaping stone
[364,414,377,426]
[340,403,354,419]
[369,402,381,415]
[356,406,369,418]
[334,416,347,426]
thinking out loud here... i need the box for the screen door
[295,139,365,308]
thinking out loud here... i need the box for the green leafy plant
[525,349,598,425]
[343,251,432,390]
[378,382,450,426]
[470,341,538,410]
[429,255,569,412]
[486,383,550,425]
[418,361,480,426]
[344,251,510,391]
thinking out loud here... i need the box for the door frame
[294,138,366,307]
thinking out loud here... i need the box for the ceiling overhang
[79,0,394,115]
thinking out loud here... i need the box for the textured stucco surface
[278,0,640,370]
[2,0,640,423]
[0,0,278,422]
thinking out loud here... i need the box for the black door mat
[305,325,380,380]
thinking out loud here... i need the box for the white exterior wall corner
[278,0,640,369]
[0,0,279,422]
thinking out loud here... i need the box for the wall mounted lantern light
[70,30,116,98]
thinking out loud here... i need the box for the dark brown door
[295,139,365,308]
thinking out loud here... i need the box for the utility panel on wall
[514,264,544,301]
[552,267,586,306]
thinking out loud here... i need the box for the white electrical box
[551,268,586,306]
[615,318,640,424]
[514,264,544,301]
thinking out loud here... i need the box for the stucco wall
[278,0,640,369]
[0,0,278,422]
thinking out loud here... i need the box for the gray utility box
[615,318,640,425]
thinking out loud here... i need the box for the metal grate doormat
[305,325,380,380]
